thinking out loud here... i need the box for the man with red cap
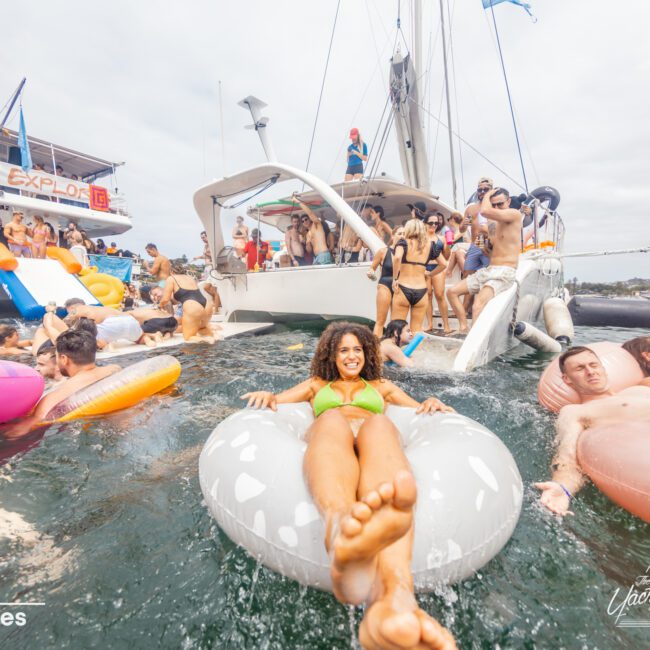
[345,128,367,181]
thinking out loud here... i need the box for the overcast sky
[2,0,649,281]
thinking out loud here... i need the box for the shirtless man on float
[447,188,522,334]
[144,243,171,286]
[535,346,650,515]
[293,197,333,265]
[3,211,32,257]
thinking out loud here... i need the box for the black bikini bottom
[378,277,394,295]
[398,285,427,306]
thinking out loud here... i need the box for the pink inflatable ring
[537,342,644,413]
[0,360,45,424]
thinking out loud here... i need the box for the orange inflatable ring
[79,271,124,308]
[537,342,644,413]
[577,422,650,523]
[46,246,82,274]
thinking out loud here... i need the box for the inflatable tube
[530,186,561,211]
[45,355,181,422]
[543,297,574,344]
[0,243,18,271]
[46,246,82,274]
[79,271,124,309]
[538,342,644,413]
[199,404,523,592]
[514,321,562,353]
[402,331,425,358]
[577,422,650,523]
[0,360,45,424]
[568,296,650,329]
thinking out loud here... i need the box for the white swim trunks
[466,265,516,296]
[96,315,143,343]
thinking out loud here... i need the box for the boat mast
[438,0,458,209]
[0,77,26,130]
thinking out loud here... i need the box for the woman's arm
[391,243,404,292]
[368,247,386,276]
[159,278,175,308]
[241,378,317,411]
[382,342,414,368]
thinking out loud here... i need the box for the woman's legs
[432,272,450,333]
[390,290,411,323]
[32,242,47,259]
[409,294,428,333]
[425,275,434,331]
[373,285,392,337]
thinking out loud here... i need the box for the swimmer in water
[242,322,457,650]
[379,319,415,368]
[0,325,32,356]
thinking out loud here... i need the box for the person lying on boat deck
[31,303,99,358]
[65,301,158,349]
[243,228,271,271]
[4,211,32,257]
[367,227,405,337]
[535,346,650,516]
[285,214,307,266]
[2,331,120,440]
[447,188,521,335]
[129,306,179,340]
[0,325,32,356]
[391,219,446,333]
[160,264,216,343]
[241,322,457,650]
[622,336,650,387]
[345,127,367,181]
[293,197,333,265]
[144,243,171,286]
[380,319,415,368]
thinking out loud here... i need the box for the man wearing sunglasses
[447,187,521,333]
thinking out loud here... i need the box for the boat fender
[537,341,644,413]
[0,360,45,424]
[513,321,561,353]
[0,243,18,271]
[577,421,650,523]
[543,297,574,345]
[199,404,523,592]
[530,186,561,211]
[44,355,181,422]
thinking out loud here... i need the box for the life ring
[0,360,45,424]
[199,404,523,591]
[46,246,82,274]
[79,271,125,309]
[44,355,181,422]
[0,243,18,271]
[530,186,561,211]
[537,342,644,413]
[577,421,650,523]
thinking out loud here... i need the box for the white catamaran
[194,4,566,372]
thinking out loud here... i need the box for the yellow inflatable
[79,268,125,308]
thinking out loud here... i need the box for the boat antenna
[439,0,458,208]
[218,80,226,175]
[488,4,529,193]
[0,77,27,130]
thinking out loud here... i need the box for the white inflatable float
[199,404,523,592]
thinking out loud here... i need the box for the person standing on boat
[243,229,271,271]
[285,214,306,266]
[30,215,51,259]
[293,197,333,265]
[193,231,212,266]
[461,177,492,275]
[3,211,32,258]
[447,188,521,334]
[345,128,367,181]
[424,212,451,335]
[232,216,249,259]
[144,243,171,286]
[241,322,457,650]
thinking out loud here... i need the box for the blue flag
[18,106,33,172]
[482,0,536,21]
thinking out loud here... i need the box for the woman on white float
[242,321,457,650]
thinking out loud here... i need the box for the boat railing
[523,198,565,254]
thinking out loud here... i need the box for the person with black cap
[406,201,427,222]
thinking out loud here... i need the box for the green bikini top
[313,379,384,418]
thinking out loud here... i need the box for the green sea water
[1,324,649,649]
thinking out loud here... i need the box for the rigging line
[489,4,528,192]
[447,0,465,201]
[304,0,342,176]
[412,97,526,191]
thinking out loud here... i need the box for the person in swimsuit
[242,322,457,650]
[232,216,249,259]
[144,243,171,286]
[391,219,446,333]
[345,128,368,181]
[160,265,215,342]
[367,227,404,337]
[30,215,50,259]
[380,319,415,368]
[3,211,32,257]
[0,325,32,356]
[424,213,451,334]
[129,307,179,340]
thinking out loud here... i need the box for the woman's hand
[366,270,377,280]
[241,391,277,411]
[416,397,455,414]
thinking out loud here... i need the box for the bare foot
[359,588,457,650]
[330,471,416,605]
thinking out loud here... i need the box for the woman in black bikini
[367,227,404,337]
[160,264,215,342]
[391,219,446,333]
[425,213,451,334]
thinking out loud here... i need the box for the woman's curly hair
[310,322,382,381]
